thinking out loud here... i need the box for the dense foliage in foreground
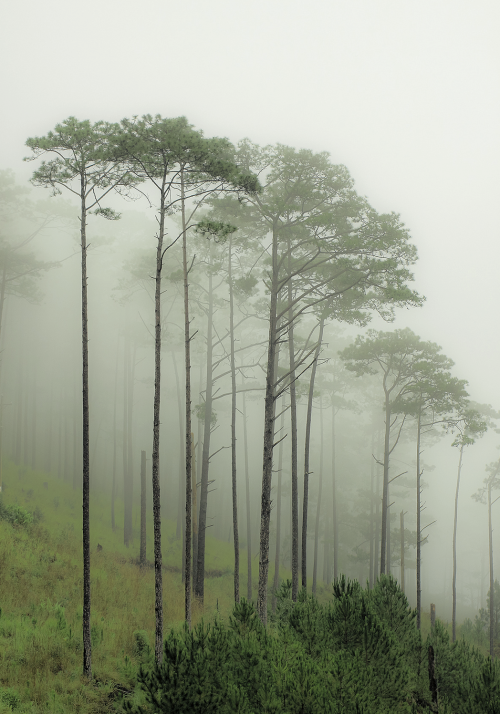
[123,577,500,714]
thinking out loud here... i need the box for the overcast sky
[2,0,500,607]
[3,0,499,405]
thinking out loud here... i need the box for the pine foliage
[121,575,500,714]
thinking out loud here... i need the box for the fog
[1,0,499,627]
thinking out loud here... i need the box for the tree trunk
[452,445,464,642]
[151,187,166,664]
[369,428,375,589]
[312,397,324,596]
[111,339,119,531]
[489,479,494,658]
[125,340,136,542]
[302,316,324,591]
[228,236,240,603]
[123,334,130,545]
[15,365,22,464]
[173,352,185,544]
[272,404,285,611]
[257,224,279,626]
[380,391,391,576]
[80,187,91,680]
[140,450,146,565]
[287,250,299,600]
[332,401,338,580]
[416,408,422,628]
[31,369,37,471]
[181,170,193,629]
[195,245,214,606]
[400,510,405,594]
[242,389,252,601]
[191,433,198,586]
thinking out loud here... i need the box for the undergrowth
[0,461,295,713]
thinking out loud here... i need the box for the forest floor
[0,461,311,713]
[0,461,478,713]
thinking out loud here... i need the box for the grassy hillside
[0,461,484,713]
[0,461,299,713]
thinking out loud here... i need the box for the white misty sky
[1,0,500,606]
[3,0,498,405]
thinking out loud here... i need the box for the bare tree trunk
[123,334,130,545]
[80,188,91,680]
[140,450,146,566]
[242,389,252,601]
[46,390,53,474]
[111,339,119,531]
[272,404,285,611]
[488,479,494,658]
[380,392,391,576]
[416,408,422,628]
[332,402,338,580]
[452,445,464,642]
[181,170,192,629]
[257,225,279,626]
[173,352,185,544]
[126,340,137,542]
[302,317,324,591]
[191,433,198,586]
[400,510,405,594]
[151,187,166,664]
[312,397,324,596]
[287,249,299,601]
[195,246,214,606]
[15,365,22,464]
[369,428,375,589]
[228,236,240,603]
[31,369,36,470]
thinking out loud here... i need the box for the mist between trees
[1,116,499,679]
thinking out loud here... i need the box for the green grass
[0,460,298,713]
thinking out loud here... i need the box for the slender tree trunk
[173,352,185,543]
[369,428,375,589]
[195,246,214,605]
[242,389,252,601]
[191,433,198,586]
[416,408,422,628]
[400,510,405,594]
[151,187,166,664]
[302,316,324,591]
[80,188,91,680]
[380,391,391,576]
[452,445,464,642]
[111,339,119,531]
[272,404,285,611]
[15,364,22,464]
[126,341,136,542]
[23,383,28,467]
[374,463,380,583]
[488,479,494,658]
[228,236,240,603]
[123,334,130,544]
[257,224,279,626]
[332,402,338,580]
[387,485,392,576]
[181,170,193,629]
[312,397,324,596]
[31,369,36,470]
[46,389,53,474]
[287,249,299,600]
[140,450,146,566]
[0,261,7,346]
